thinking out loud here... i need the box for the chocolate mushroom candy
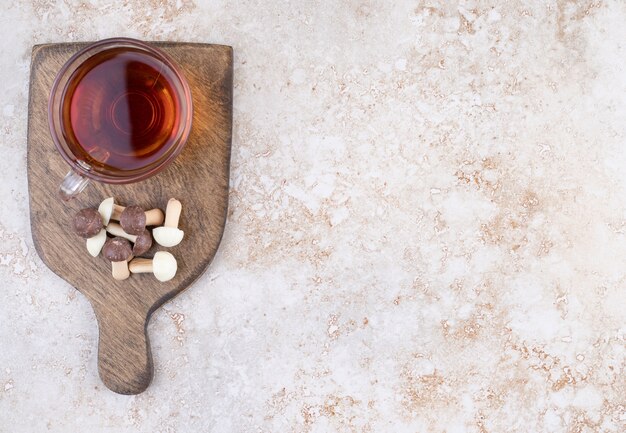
[129,251,177,282]
[153,199,184,247]
[120,206,165,236]
[102,237,132,280]
[105,222,152,255]
[73,208,102,238]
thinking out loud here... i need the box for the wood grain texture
[27,42,233,395]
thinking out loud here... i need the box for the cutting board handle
[95,309,153,395]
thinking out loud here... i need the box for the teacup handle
[59,169,90,201]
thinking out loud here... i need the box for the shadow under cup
[49,38,193,199]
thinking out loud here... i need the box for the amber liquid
[61,48,183,172]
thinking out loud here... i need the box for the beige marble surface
[1,0,625,432]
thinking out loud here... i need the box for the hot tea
[60,47,184,172]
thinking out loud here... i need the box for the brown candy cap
[120,206,146,236]
[102,237,132,262]
[132,230,153,256]
[73,208,102,238]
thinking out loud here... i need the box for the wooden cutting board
[27,42,232,394]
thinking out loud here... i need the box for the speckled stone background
[1,1,625,432]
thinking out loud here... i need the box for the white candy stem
[111,204,125,221]
[129,258,153,274]
[111,261,130,280]
[164,199,182,228]
[145,208,165,226]
[106,222,137,242]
